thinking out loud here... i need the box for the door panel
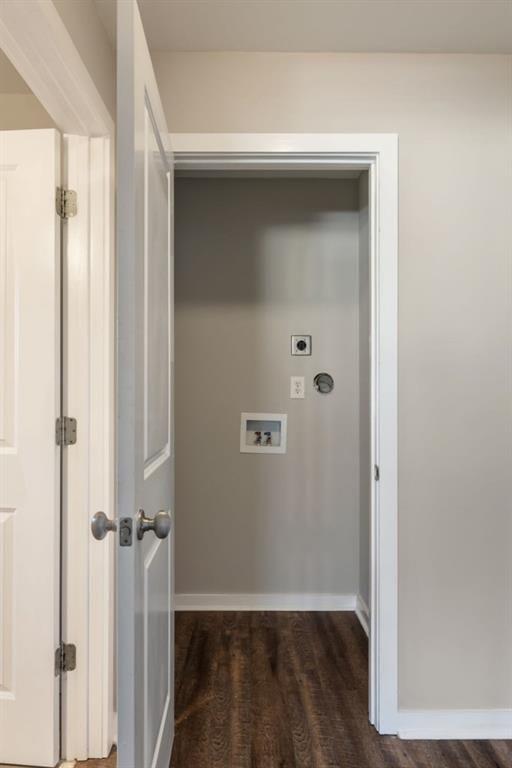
[0,129,61,767]
[117,3,174,768]
[144,106,171,474]
[144,535,172,766]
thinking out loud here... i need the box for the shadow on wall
[174,177,365,596]
[175,177,360,306]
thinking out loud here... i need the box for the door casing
[171,133,399,734]
[0,1,115,760]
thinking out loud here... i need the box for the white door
[0,129,61,766]
[116,3,175,768]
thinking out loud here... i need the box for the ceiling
[94,0,512,53]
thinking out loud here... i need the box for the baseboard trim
[175,593,357,611]
[397,709,512,740]
[355,595,370,637]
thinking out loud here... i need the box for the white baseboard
[175,593,357,611]
[397,709,512,740]
[355,595,370,637]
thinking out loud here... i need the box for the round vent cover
[313,372,334,394]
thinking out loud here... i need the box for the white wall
[0,2,114,128]
[156,52,512,711]
[175,177,362,596]
[0,50,54,129]
[52,0,115,119]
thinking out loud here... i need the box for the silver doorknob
[91,511,117,540]
[137,509,172,540]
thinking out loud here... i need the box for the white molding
[370,135,399,735]
[62,136,115,761]
[356,595,370,638]
[62,134,91,762]
[171,133,399,736]
[87,136,116,759]
[0,0,113,136]
[171,133,397,156]
[397,709,512,740]
[175,593,357,612]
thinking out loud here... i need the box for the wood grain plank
[170,612,512,768]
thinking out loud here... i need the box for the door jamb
[62,135,115,760]
[0,0,116,760]
[171,133,399,735]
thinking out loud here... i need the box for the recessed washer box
[240,413,288,454]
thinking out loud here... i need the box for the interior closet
[174,171,371,624]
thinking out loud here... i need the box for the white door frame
[61,134,115,760]
[171,132,399,735]
[0,0,115,760]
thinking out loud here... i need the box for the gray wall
[175,177,362,595]
[158,52,512,710]
[358,173,370,610]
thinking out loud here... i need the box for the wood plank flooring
[171,611,512,768]
[76,749,116,768]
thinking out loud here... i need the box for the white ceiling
[94,0,512,53]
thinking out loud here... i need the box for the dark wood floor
[77,751,116,768]
[171,611,512,768]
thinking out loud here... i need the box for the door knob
[91,511,117,540]
[137,509,171,540]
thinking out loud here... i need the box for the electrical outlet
[291,335,312,356]
[290,376,305,399]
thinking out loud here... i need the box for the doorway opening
[174,170,370,607]
[170,140,398,745]
[173,167,372,755]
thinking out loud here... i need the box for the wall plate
[290,376,305,399]
[291,334,312,356]
[240,413,287,454]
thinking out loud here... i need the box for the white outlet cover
[290,376,305,399]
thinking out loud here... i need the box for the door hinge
[55,642,77,675]
[374,464,380,482]
[56,187,77,219]
[56,416,77,446]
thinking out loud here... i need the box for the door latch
[119,517,133,547]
